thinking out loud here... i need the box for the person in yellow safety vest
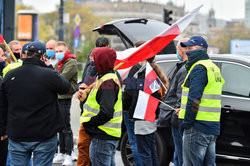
[178,36,224,166]
[77,47,122,166]
[2,42,30,77]
[4,40,22,66]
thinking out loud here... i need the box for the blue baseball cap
[22,42,31,54]
[180,36,208,49]
[28,41,46,55]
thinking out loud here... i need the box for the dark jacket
[0,58,70,141]
[77,62,97,112]
[55,50,78,99]
[179,49,220,136]
[157,61,187,128]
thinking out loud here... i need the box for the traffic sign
[74,14,81,26]
[74,38,79,48]
[74,26,80,38]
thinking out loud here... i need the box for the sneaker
[71,151,77,161]
[52,153,65,163]
[62,155,73,166]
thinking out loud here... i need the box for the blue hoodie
[179,49,220,136]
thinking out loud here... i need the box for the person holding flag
[2,40,23,77]
[157,38,189,166]
[78,47,123,166]
[124,40,168,166]
[0,46,7,165]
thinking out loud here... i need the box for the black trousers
[0,139,8,166]
[157,127,175,166]
[58,99,73,155]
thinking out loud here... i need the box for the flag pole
[157,75,168,92]
[159,100,176,111]
[0,34,18,63]
[80,61,125,92]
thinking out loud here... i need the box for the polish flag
[0,34,4,43]
[114,5,202,70]
[144,62,161,94]
[133,91,160,122]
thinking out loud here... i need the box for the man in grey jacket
[157,38,189,166]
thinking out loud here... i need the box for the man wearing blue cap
[0,41,70,165]
[178,36,224,166]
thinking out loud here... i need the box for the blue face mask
[90,60,95,66]
[55,53,65,61]
[176,50,182,62]
[46,50,55,58]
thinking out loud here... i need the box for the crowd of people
[0,35,224,166]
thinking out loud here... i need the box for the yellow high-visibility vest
[79,73,122,138]
[179,59,225,122]
[3,61,23,77]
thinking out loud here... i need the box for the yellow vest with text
[79,73,122,138]
[179,59,225,122]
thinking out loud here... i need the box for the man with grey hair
[46,39,58,66]
[157,38,189,166]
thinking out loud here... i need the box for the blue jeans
[136,132,158,166]
[123,112,142,166]
[8,135,57,166]
[182,127,216,166]
[6,151,32,166]
[90,138,119,166]
[172,127,183,166]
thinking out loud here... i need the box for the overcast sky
[22,0,245,21]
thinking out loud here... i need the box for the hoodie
[92,47,116,75]
[57,50,76,72]
[56,50,78,99]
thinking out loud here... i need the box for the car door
[216,60,250,160]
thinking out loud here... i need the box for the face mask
[90,60,95,66]
[55,53,65,61]
[176,50,182,62]
[13,52,20,60]
[46,50,55,58]
[186,49,205,57]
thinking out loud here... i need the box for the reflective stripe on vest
[79,73,122,138]
[179,59,224,122]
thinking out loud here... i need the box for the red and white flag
[114,5,202,70]
[133,90,160,122]
[144,62,161,94]
[0,34,5,43]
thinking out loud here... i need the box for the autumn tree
[209,24,250,53]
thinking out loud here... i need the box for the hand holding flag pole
[79,5,202,96]
[0,34,18,63]
[77,62,125,97]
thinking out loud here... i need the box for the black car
[93,18,250,165]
